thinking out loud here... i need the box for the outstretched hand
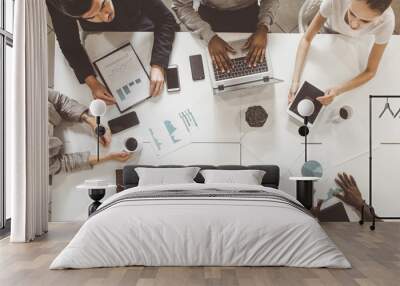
[334,172,364,210]
[107,152,132,162]
[317,88,339,106]
[310,199,324,218]
[208,35,235,73]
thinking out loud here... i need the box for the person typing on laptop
[288,0,394,106]
[172,0,279,73]
[46,0,178,104]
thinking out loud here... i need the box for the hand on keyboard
[208,35,236,73]
[213,56,268,81]
[243,25,268,67]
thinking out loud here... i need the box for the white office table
[52,32,400,221]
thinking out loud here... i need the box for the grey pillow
[135,167,201,186]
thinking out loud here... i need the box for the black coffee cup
[339,108,349,119]
[332,105,353,123]
[124,137,140,153]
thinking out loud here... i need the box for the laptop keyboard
[213,56,268,81]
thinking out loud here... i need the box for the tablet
[93,43,150,113]
[287,81,324,127]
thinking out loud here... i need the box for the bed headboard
[116,165,280,191]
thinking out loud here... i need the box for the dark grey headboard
[121,165,280,190]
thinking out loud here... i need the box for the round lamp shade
[301,160,323,178]
[89,99,107,117]
[297,99,315,117]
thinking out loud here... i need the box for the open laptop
[205,38,281,94]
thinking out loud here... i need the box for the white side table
[77,180,116,216]
[289,177,320,210]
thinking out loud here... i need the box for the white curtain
[9,0,49,242]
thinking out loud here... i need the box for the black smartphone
[108,111,140,134]
[189,54,205,81]
[166,65,180,92]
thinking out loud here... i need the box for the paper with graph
[147,108,200,157]
[93,43,150,112]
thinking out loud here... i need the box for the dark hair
[47,0,93,17]
[365,0,392,14]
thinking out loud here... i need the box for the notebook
[287,81,324,127]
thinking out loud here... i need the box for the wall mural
[49,77,400,225]
[46,0,399,222]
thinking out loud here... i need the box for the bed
[50,165,350,269]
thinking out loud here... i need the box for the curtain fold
[10,0,49,242]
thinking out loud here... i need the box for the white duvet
[50,183,351,269]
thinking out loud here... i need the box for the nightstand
[77,180,116,216]
[289,177,320,210]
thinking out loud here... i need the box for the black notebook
[288,81,324,126]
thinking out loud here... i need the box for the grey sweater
[172,0,280,43]
[48,89,92,176]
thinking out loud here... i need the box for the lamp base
[296,180,314,210]
[95,125,106,137]
[88,188,106,216]
[298,126,309,137]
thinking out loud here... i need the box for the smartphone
[189,54,205,81]
[166,65,180,92]
[108,111,140,134]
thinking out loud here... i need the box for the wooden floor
[0,222,399,286]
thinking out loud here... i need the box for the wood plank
[0,223,400,286]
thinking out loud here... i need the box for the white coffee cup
[123,137,142,154]
[332,105,353,123]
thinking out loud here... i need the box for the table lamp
[89,99,107,162]
[297,99,315,162]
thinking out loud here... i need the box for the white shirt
[320,0,395,44]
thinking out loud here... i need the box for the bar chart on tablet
[94,44,149,112]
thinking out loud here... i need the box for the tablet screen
[289,81,324,124]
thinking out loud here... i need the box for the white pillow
[200,169,266,185]
[135,167,200,186]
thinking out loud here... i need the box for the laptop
[205,38,281,94]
